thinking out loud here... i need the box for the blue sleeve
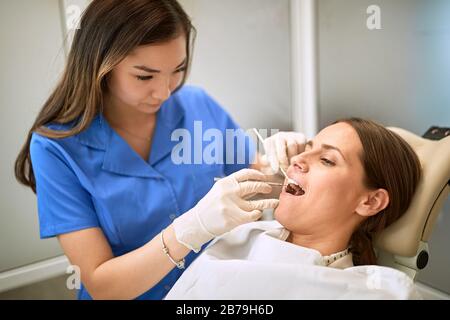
[200,89,256,176]
[30,134,100,239]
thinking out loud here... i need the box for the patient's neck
[286,229,351,257]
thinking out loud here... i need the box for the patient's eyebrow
[305,140,346,160]
[133,58,187,73]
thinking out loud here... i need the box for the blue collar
[75,96,185,178]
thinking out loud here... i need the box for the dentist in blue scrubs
[15,0,305,300]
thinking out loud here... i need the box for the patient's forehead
[315,123,363,162]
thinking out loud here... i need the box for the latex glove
[246,173,286,201]
[261,131,306,175]
[173,169,279,252]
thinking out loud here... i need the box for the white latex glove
[261,131,307,174]
[173,169,279,252]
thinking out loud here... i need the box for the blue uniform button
[169,214,177,220]
[164,285,171,291]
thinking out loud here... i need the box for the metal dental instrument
[252,128,298,186]
[213,177,287,186]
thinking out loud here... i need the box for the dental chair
[375,127,450,280]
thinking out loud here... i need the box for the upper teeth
[290,178,303,189]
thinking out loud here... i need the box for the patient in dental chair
[165,118,423,300]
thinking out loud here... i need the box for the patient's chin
[274,196,309,228]
[273,209,285,226]
[273,204,294,226]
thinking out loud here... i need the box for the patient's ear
[355,188,389,217]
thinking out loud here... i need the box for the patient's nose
[290,153,301,165]
[290,154,308,172]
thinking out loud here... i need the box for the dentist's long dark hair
[15,0,196,193]
[336,118,422,266]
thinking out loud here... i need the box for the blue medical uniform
[30,85,255,300]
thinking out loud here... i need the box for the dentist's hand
[261,132,306,174]
[173,169,279,252]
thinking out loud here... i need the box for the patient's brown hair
[335,118,422,266]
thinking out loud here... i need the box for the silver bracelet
[160,229,185,269]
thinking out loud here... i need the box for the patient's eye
[321,158,335,166]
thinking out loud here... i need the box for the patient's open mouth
[285,183,305,196]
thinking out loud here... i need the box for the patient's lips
[285,183,305,196]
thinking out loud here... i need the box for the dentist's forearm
[89,224,190,300]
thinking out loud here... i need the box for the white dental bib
[165,220,419,300]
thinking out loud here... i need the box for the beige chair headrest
[375,128,450,257]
